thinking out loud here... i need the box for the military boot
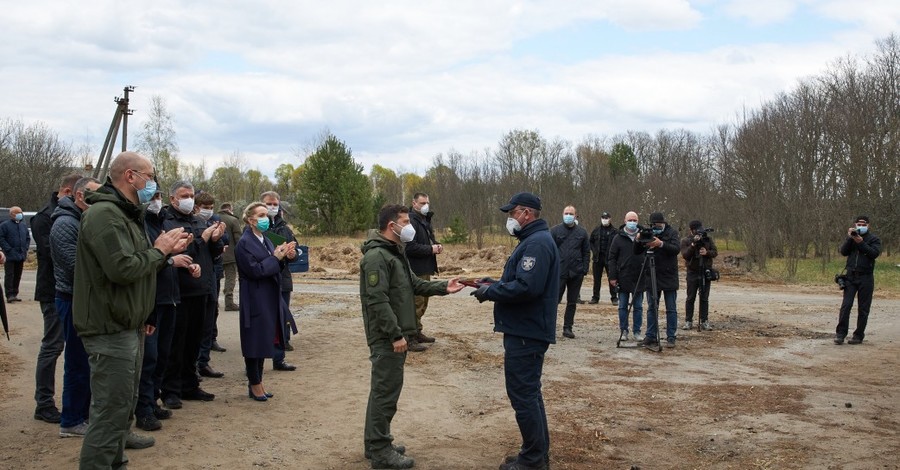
[407,337,427,352]
[370,447,414,469]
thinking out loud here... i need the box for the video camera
[694,227,715,248]
[637,225,655,244]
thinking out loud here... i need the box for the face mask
[652,227,664,235]
[266,205,279,217]
[133,178,158,205]
[506,217,522,236]
[14,213,23,222]
[147,199,162,214]
[175,197,194,214]
[856,226,868,235]
[625,221,638,231]
[563,214,575,225]
[198,208,213,221]
[419,203,430,215]
[601,218,610,226]
[256,217,270,232]
[393,223,416,243]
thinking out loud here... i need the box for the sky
[2,1,898,178]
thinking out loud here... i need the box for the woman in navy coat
[235,202,297,401]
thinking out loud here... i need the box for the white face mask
[601,218,610,226]
[419,203,430,215]
[506,217,522,236]
[266,204,279,217]
[175,197,194,214]
[393,222,416,243]
[147,199,162,214]
[197,208,213,221]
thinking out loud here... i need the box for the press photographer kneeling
[680,220,718,331]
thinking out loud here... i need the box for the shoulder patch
[367,271,380,287]
[521,256,536,271]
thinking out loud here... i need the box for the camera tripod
[616,248,661,352]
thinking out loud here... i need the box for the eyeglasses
[130,169,157,181]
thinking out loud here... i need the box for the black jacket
[607,226,646,293]
[404,209,439,276]
[32,192,59,302]
[840,232,881,275]
[550,222,590,278]
[146,207,180,306]
[680,233,718,272]
[270,213,296,292]
[163,207,223,297]
[589,223,617,265]
[633,224,680,291]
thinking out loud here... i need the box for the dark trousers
[503,334,550,467]
[4,260,24,298]
[836,273,874,340]
[591,261,617,301]
[685,271,711,323]
[273,291,291,364]
[137,304,176,418]
[557,275,584,329]
[364,340,406,453]
[162,295,206,398]
[151,304,177,403]
[35,300,64,411]
[245,358,265,385]
[197,288,219,367]
[57,295,90,428]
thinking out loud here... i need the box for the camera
[849,229,858,237]
[638,225,655,244]
[704,268,720,281]
[834,274,848,290]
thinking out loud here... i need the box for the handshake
[461,277,497,303]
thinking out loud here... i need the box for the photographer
[634,212,681,348]
[680,220,718,330]
[834,216,881,345]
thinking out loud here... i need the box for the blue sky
[2,1,898,178]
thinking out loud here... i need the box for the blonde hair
[242,202,267,226]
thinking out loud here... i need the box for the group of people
[6,151,302,469]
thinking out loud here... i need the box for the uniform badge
[367,271,379,287]
[521,256,536,271]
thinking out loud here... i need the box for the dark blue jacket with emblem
[481,219,560,344]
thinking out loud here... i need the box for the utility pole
[92,86,135,181]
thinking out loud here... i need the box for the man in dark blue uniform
[471,192,559,470]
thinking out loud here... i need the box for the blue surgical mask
[652,227,663,235]
[256,217,270,232]
[136,180,158,205]
[856,226,868,235]
[625,221,638,231]
[563,214,575,225]
[14,213,23,222]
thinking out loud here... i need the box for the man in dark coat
[680,220,719,331]
[359,204,462,469]
[589,211,618,305]
[0,206,30,303]
[834,215,882,345]
[550,205,590,339]
[404,192,443,351]
[471,192,559,470]
[29,173,80,424]
[634,212,681,348]
[607,211,645,342]
[262,191,299,371]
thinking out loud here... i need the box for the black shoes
[163,395,183,409]
[273,361,297,371]
[136,413,162,431]
[7,296,22,303]
[224,304,239,311]
[248,386,268,402]
[834,335,845,345]
[210,341,227,352]
[415,331,436,343]
[406,338,428,352]
[182,388,215,401]
[562,327,575,339]
[847,336,863,345]
[587,298,599,304]
[152,406,172,420]
[370,448,414,469]
[34,407,61,423]
[284,342,295,351]
[199,365,224,378]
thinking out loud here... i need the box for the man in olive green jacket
[359,204,462,469]
[74,152,190,470]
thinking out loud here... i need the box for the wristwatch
[166,256,175,266]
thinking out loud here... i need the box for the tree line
[1,35,896,276]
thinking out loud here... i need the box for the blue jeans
[57,295,90,428]
[503,334,550,467]
[618,290,644,334]
[646,290,678,341]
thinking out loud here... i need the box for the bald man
[0,206,30,302]
[73,152,191,470]
[607,211,646,343]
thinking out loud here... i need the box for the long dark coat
[235,227,296,359]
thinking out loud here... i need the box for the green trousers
[80,328,144,470]
[364,340,406,453]
[414,274,431,331]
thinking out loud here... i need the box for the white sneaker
[60,422,89,438]
[681,321,693,330]
[633,333,644,342]
[620,330,630,341]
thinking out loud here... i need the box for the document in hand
[264,231,287,246]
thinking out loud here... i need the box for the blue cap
[500,192,542,212]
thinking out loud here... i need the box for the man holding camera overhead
[833,215,881,345]
[680,220,718,331]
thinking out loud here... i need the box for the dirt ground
[1,242,898,470]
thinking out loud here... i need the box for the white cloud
[722,0,798,25]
